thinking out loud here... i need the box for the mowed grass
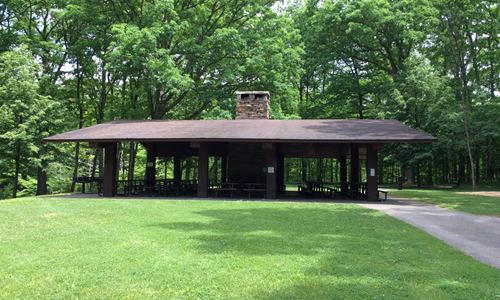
[388,184,500,216]
[1,198,499,299]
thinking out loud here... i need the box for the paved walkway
[359,196,500,270]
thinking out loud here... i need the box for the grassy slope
[1,198,499,299]
[385,183,500,216]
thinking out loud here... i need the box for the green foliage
[106,0,304,119]
[1,0,500,196]
[0,45,63,197]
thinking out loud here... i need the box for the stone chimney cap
[235,91,270,119]
[236,91,270,96]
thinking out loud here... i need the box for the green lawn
[385,183,500,216]
[1,198,499,299]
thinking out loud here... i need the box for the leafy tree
[106,0,303,120]
[0,46,62,198]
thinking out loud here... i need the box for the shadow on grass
[146,204,500,298]
[148,205,404,256]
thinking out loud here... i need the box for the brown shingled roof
[43,119,437,143]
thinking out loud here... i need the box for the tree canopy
[0,0,499,197]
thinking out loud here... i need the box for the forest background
[0,0,499,199]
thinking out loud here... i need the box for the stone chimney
[235,91,270,119]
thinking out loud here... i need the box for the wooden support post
[266,143,277,199]
[340,156,347,194]
[277,149,284,194]
[145,143,156,186]
[174,156,181,180]
[197,142,209,198]
[103,143,117,197]
[366,144,378,201]
[350,144,359,193]
[221,156,227,183]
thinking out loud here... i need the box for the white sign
[268,167,275,174]
[370,168,375,177]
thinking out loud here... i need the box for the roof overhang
[43,119,438,144]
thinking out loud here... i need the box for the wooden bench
[243,183,266,198]
[349,189,362,199]
[323,187,336,198]
[211,183,238,198]
[378,190,388,201]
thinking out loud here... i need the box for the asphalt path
[359,196,500,270]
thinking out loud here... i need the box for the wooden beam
[197,142,209,198]
[277,149,284,194]
[221,156,227,183]
[340,155,347,194]
[145,143,156,186]
[89,142,115,149]
[266,144,277,199]
[366,144,378,201]
[339,143,350,157]
[103,143,117,197]
[174,156,182,180]
[350,144,359,193]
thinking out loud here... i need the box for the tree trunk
[475,148,480,183]
[116,143,122,181]
[71,143,80,193]
[459,154,465,182]
[70,74,83,192]
[450,28,476,190]
[335,159,339,182]
[90,149,98,191]
[209,157,220,183]
[487,137,493,180]
[428,160,433,185]
[184,159,191,180]
[128,142,137,181]
[13,144,20,198]
[446,157,450,183]
[317,158,322,182]
[416,161,421,188]
[405,165,414,184]
[301,158,307,182]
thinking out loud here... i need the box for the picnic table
[299,181,337,198]
[243,183,266,198]
[348,182,366,199]
[211,182,238,198]
[115,179,146,195]
[163,179,197,196]
[74,176,103,194]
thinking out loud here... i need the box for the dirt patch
[43,213,63,217]
[456,192,500,198]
